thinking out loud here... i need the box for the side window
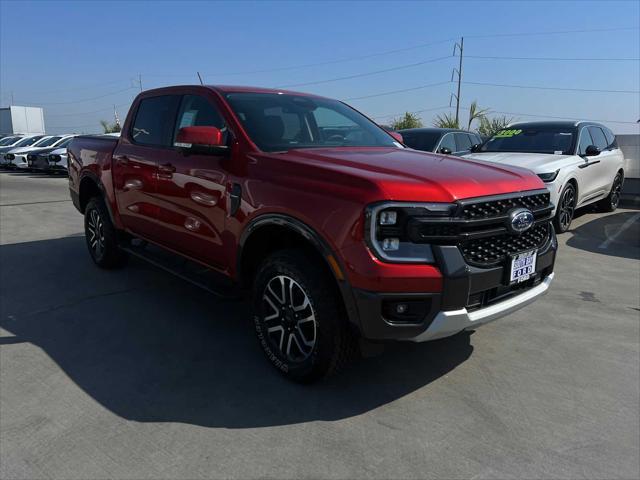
[438,133,456,152]
[471,134,482,145]
[131,95,180,147]
[577,128,594,155]
[265,106,303,141]
[173,95,226,144]
[454,133,472,152]
[588,127,608,151]
[603,128,617,149]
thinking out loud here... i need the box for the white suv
[465,121,625,232]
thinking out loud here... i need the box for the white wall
[617,134,639,179]
[0,106,46,134]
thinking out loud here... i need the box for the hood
[27,147,62,157]
[464,152,574,172]
[7,145,46,155]
[265,147,544,203]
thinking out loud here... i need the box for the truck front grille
[459,192,550,220]
[460,223,550,267]
[405,189,554,269]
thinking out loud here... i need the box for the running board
[122,241,242,299]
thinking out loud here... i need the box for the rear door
[112,94,181,239]
[586,126,616,199]
[153,92,230,270]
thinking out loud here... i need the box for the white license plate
[510,250,537,283]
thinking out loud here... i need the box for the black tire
[553,182,576,233]
[252,249,355,383]
[597,172,623,213]
[84,197,128,269]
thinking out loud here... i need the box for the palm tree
[467,101,489,130]
[433,112,459,129]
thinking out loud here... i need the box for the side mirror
[470,144,481,153]
[438,147,452,155]
[584,145,600,157]
[177,126,223,146]
[388,131,403,143]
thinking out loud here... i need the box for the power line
[478,108,640,125]
[371,105,451,120]
[343,81,451,101]
[466,55,640,62]
[465,26,639,39]
[139,38,457,79]
[16,87,137,106]
[276,55,453,88]
[464,80,639,94]
[46,103,132,118]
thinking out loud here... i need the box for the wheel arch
[78,172,117,225]
[237,214,361,333]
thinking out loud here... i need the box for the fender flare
[78,171,117,224]
[237,213,362,332]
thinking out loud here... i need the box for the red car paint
[68,85,546,295]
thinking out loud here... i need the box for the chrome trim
[408,272,554,342]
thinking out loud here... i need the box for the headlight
[5,154,15,160]
[49,154,61,162]
[365,202,456,263]
[537,170,559,183]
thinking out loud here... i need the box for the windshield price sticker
[494,129,523,138]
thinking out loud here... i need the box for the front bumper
[351,230,557,341]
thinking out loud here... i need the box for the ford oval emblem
[508,208,535,233]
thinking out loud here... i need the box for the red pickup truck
[68,85,556,382]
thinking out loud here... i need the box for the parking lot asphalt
[0,171,639,480]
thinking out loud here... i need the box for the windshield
[34,136,62,147]
[224,92,399,152]
[14,136,45,147]
[0,136,20,146]
[481,127,576,155]
[400,131,441,152]
[56,137,74,148]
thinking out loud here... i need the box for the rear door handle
[158,163,176,174]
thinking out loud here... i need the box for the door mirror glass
[584,145,600,157]
[470,143,481,153]
[438,147,452,155]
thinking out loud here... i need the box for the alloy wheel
[87,209,105,258]
[558,186,575,231]
[610,174,622,209]
[261,275,317,362]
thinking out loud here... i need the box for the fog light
[382,237,399,251]
[396,303,408,314]
[379,210,397,225]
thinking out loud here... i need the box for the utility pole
[197,71,204,85]
[113,105,121,129]
[138,74,143,92]
[452,37,464,126]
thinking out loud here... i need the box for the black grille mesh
[460,223,550,266]
[460,192,550,220]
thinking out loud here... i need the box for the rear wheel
[553,183,576,233]
[597,172,623,212]
[84,197,128,268]
[252,249,355,383]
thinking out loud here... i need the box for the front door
[153,93,230,270]
[112,94,181,239]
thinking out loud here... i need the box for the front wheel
[597,172,623,212]
[553,183,576,233]
[252,249,355,383]
[84,197,128,269]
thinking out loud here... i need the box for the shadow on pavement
[566,210,640,260]
[0,236,472,428]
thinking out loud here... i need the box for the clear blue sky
[1,0,639,134]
